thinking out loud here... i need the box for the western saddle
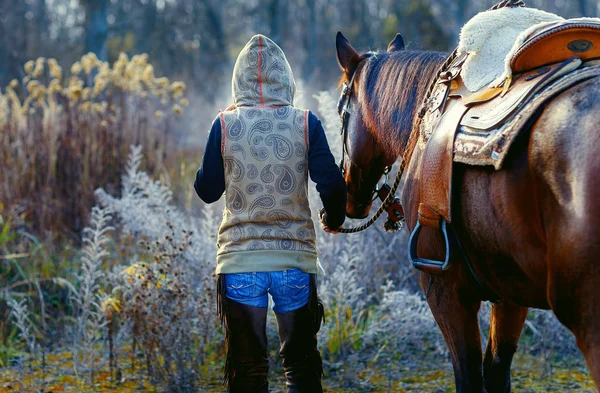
[408,19,600,274]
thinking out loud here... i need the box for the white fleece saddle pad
[458,7,564,92]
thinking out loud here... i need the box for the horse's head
[335,32,406,219]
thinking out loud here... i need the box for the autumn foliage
[0,53,188,235]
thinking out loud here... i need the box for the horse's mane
[356,50,447,157]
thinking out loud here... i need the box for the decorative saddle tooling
[408,14,600,274]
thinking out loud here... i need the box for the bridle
[337,66,358,177]
[330,60,405,234]
[338,61,392,209]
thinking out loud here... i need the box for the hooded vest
[216,35,317,275]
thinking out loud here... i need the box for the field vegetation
[0,53,595,392]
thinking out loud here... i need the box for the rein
[330,60,405,234]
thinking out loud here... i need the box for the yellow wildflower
[71,62,82,75]
[81,53,98,74]
[98,62,110,74]
[100,120,108,128]
[93,76,108,95]
[132,53,148,66]
[81,101,91,112]
[170,81,186,98]
[67,85,82,101]
[26,80,41,94]
[81,87,91,101]
[9,79,18,89]
[172,104,183,115]
[155,110,164,120]
[118,52,129,64]
[48,59,62,80]
[142,64,154,81]
[179,98,190,107]
[33,58,45,78]
[48,79,61,94]
[92,102,106,114]
[124,62,136,79]
[100,296,121,318]
[155,77,169,88]
[34,85,47,101]
[122,263,147,282]
[114,53,129,75]
[24,60,35,74]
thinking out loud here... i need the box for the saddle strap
[419,98,470,225]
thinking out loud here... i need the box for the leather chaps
[217,274,325,393]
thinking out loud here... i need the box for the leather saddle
[409,19,600,274]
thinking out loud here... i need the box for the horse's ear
[336,31,361,76]
[387,34,405,52]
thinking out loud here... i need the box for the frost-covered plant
[364,281,443,363]
[524,308,580,376]
[8,298,39,392]
[118,226,206,391]
[319,241,372,362]
[72,206,113,383]
[95,145,220,392]
[313,91,342,159]
[96,145,180,239]
[8,298,39,355]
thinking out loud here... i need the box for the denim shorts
[224,268,311,313]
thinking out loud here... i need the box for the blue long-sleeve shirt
[194,111,347,228]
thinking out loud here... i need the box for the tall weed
[0,53,187,235]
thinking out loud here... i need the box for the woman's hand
[319,209,339,234]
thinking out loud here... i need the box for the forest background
[0,0,598,392]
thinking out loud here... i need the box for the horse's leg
[547,248,600,387]
[423,271,484,393]
[575,321,600,387]
[482,302,528,393]
[545,233,600,387]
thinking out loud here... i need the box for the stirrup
[408,220,452,274]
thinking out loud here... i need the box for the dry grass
[0,53,188,236]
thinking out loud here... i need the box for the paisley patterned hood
[232,34,296,107]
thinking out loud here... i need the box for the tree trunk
[201,0,229,101]
[85,0,109,60]
[139,0,157,55]
[269,0,281,44]
[455,0,468,41]
[578,0,589,16]
[303,0,317,82]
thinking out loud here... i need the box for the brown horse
[335,31,600,393]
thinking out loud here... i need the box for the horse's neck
[372,54,445,158]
